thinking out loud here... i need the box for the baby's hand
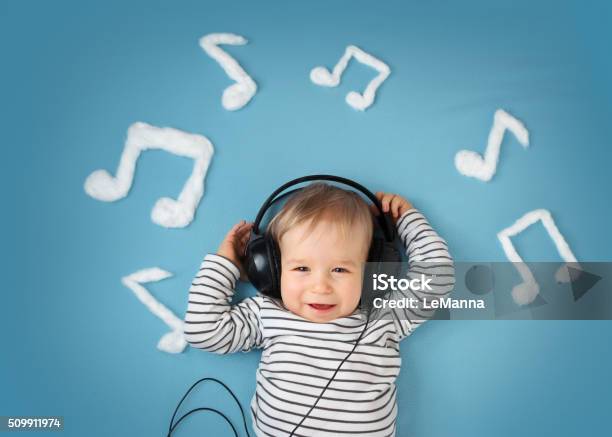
[373,192,413,224]
[217,220,253,281]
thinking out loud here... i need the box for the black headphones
[244,174,401,299]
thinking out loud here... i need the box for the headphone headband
[252,174,395,241]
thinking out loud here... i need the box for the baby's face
[279,219,369,323]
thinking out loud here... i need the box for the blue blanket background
[1,1,611,435]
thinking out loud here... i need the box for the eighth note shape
[199,33,257,111]
[497,209,581,306]
[84,122,214,228]
[455,109,529,182]
[310,45,390,111]
[122,267,188,354]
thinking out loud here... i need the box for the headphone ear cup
[264,235,282,299]
[369,237,401,263]
[368,236,401,278]
[363,236,402,300]
[245,234,276,298]
[363,237,384,311]
[363,237,402,310]
[382,241,401,263]
[367,237,384,264]
[381,240,402,279]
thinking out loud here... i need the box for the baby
[183,182,455,436]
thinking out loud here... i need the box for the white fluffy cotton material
[310,45,390,111]
[497,209,581,306]
[84,122,214,228]
[455,109,529,182]
[121,267,188,354]
[199,33,257,111]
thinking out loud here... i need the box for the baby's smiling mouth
[308,303,336,311]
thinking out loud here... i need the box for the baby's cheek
[351,280,364,307]
[351,291,362,311]
[338,280,362,314]
[280,276,302,307]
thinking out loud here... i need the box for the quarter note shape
[497,209,581,306]
[122,267,188,354]
[199,33,257,111]
[310,45,390,111]
[455,109,529,182]
[84,122,214,228]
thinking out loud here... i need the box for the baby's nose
[311,278,333,294]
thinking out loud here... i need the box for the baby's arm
[375,193,455,340]
[183,221,264,354]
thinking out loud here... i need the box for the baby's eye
[293,266,309,272]
[332,267,350,273]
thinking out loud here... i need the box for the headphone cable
[167,377,251,437]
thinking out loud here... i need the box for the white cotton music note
[199,33,257,111]
[84,122,214,228]
[455,109,529,182]
[121,267,188,354]
[497,209,581,306]
[310,45,390,111]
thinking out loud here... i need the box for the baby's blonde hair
[267,182,374,258]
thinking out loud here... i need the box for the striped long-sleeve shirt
[183,209,455,437]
